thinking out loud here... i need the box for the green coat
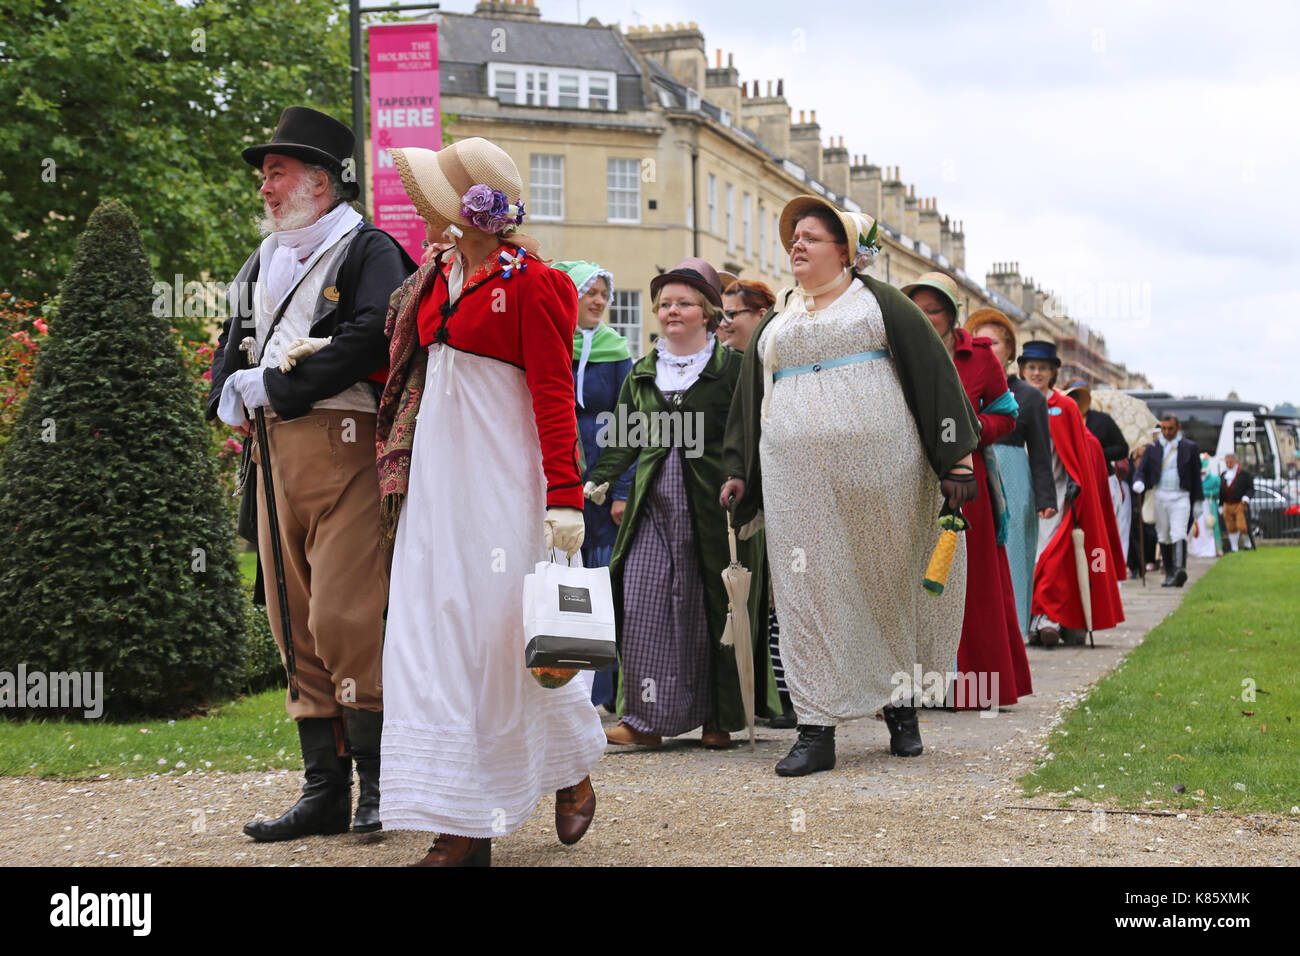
[587,340,781,732]
[723,272,981,529]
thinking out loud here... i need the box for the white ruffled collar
[655,332,715,365]
[654,332,715,391]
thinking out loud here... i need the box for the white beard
[255,179,321,235]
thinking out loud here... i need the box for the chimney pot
[728,52,734,67]
[777,78,784,96]
[799,109,805,123]
[810,109,817,123]
[716,48,722,67]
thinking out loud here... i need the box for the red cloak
[951,331,1033,707]
[1032,391,1125,631]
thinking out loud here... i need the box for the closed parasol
[719,511,756,750]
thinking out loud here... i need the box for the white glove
[218,368,270,426]
[237,367,270,411]
[544,507,585,558]
[583,480,609,506]
[217,374,246,427]
[1132,480,1145,494]
[279,336,332,373]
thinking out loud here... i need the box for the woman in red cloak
[904,274,1031,709]
[1018,341,1125,644]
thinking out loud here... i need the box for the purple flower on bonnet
[460,184,525,234]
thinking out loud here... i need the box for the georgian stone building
[385,0,1146,386]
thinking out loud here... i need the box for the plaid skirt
[619,450,712,737]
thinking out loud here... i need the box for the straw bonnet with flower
[721,192,981,777]
[375,136,605,867]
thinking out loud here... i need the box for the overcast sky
[438,0,1299,407]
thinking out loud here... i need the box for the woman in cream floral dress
[722,196,981,777]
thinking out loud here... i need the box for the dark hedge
[0,200,245,717]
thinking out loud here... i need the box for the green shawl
[572,322,630,364]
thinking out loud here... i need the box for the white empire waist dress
[380,344,607,838]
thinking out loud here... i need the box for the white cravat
[257,203,362,310]
[575,328,595,408]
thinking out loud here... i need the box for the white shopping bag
[522,558,617,670]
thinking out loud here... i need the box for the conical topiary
[0,200,245,717]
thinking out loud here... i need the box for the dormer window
[488,63,617,110]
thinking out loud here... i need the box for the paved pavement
[2,556,1297,866]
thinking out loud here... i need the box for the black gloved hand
[940,465,978,508]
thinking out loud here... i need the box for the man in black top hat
[207,106,416,842]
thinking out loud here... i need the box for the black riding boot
[1160,543,1176,587]
[343,708,383,834]
[774,725,836,777]
[243,717,352,842]
[1172,540,1188,587]
[768,691,797,729]
[882,702,924,757]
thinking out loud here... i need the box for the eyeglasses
[789,235,843,251]
[722,309,753,323]
[657,300,703,312]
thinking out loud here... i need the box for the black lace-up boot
[774,724,836,777]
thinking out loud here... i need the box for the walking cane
[239,337,300,702]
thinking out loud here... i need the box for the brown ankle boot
[409,833,491,867]
[555,775,595,846]
[604,721,662,747]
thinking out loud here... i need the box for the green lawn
[237,550,257,585]
[0,549,285,780]
[1020,549,1300,815]
[0,689,293,778]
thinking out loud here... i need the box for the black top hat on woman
[1017,340,1061,367]
[242,106,360,201]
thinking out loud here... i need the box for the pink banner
[369,22,440,263]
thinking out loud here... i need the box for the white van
[1126,394,1300,539]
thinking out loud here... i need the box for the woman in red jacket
[375,139,606,867]
[903,273,1031,710]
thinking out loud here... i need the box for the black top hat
[242,107,359,200]
[1017,339,1061,367]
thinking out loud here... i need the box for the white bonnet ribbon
[575,328,595,408]
[759,288,805,421]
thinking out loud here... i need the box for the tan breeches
[253,408,387,720]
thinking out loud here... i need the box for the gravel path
[3,558,1296,866]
